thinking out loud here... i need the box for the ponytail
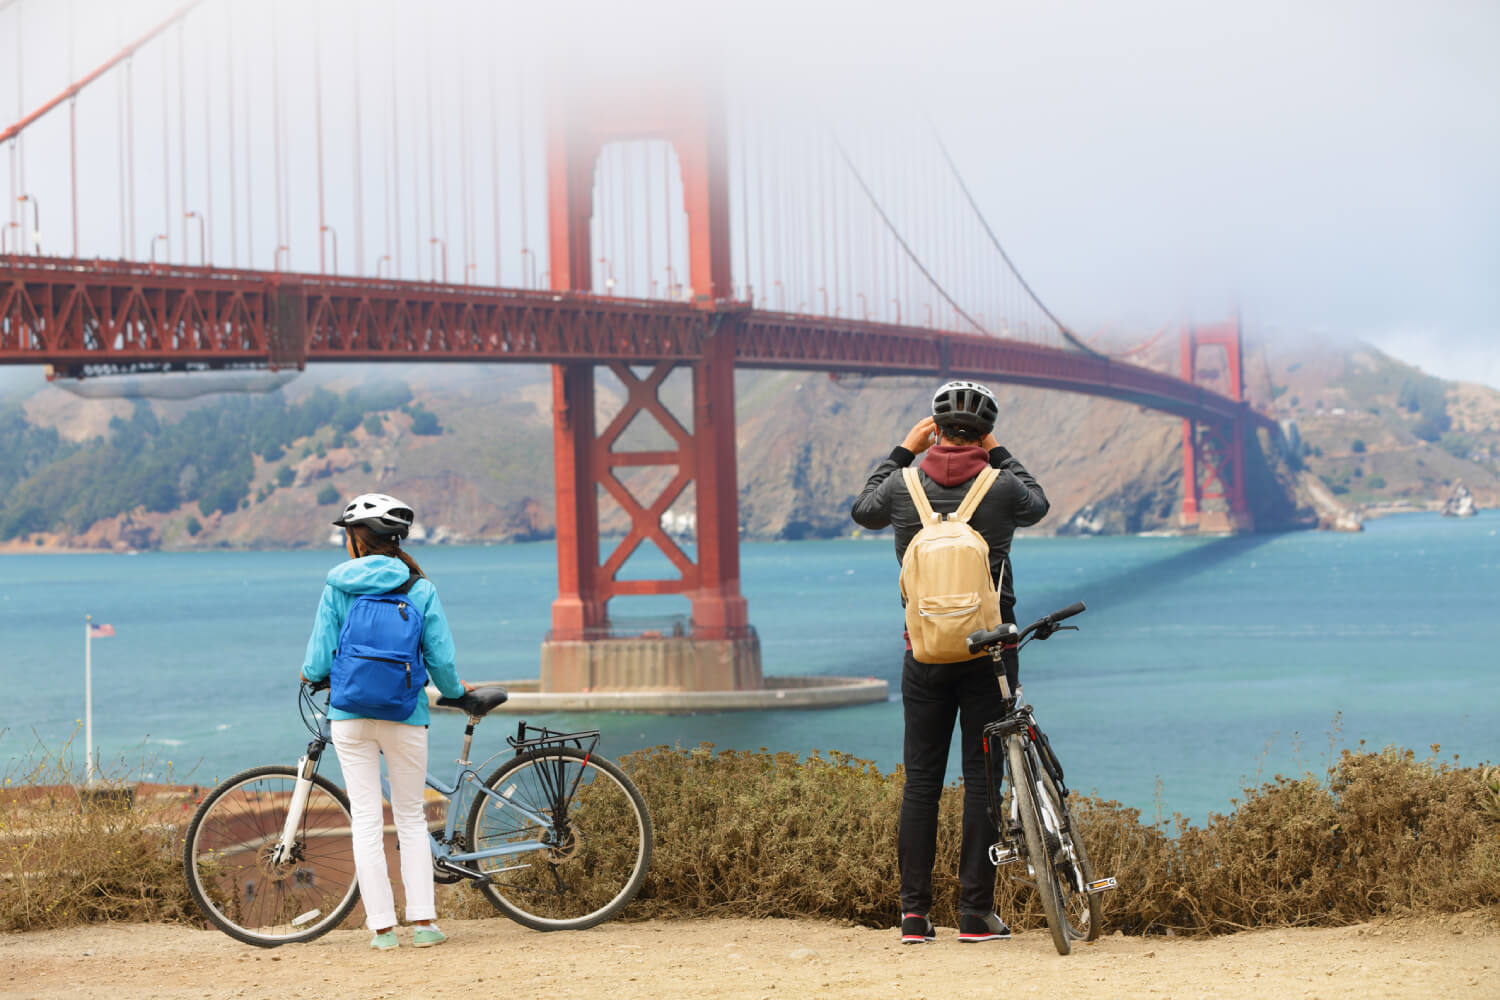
[347,523,427,580]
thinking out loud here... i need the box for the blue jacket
[301,556,465,726]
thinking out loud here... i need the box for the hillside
[1,336,1494,553]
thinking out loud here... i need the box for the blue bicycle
[182,683,653,947]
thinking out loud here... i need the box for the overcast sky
[3,0,1496,388]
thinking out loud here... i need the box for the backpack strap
[953,466,1001,524]
[391,571,421,595]
[901,467,939,525]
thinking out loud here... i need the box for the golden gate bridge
[0,0,1274,697]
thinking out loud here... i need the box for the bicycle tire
[1038,766,1103,942]
[465,746,652,931]
[1008,739,1070,955]
[183,765,361,947]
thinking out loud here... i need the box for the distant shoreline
[1,508,1470,556]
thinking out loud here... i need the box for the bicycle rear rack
[507,722,601,756]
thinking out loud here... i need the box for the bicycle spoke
[184,767,361,947]
[466,748,652,930]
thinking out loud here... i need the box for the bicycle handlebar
[966,600,1087,655]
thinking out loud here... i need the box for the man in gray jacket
[851,380,1049,944]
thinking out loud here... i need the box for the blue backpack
[331,574,428,721]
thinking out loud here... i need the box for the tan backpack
[899,466,1004,663]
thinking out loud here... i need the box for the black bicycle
[967,602,1116,955]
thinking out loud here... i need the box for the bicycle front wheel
[1008,739,1070,955]
[466,747,653,930]
[1038,767,1103,943]
[183,765,361,947]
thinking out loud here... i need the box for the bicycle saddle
[436,685,510,717]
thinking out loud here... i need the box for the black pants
[897,646,1013,917]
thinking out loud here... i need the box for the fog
[2,0,1495,387]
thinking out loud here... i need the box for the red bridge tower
[539,78,761,693]
[1180,320,1255,532]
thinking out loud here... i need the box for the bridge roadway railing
[0,256,1267,430]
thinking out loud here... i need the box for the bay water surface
[3,512,1496,823]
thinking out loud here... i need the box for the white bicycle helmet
[332,493,415,538]
[931,380,999,436]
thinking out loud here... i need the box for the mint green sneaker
[370,930,399,950]
[412,925,447,948]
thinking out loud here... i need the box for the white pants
[330,718,435,930]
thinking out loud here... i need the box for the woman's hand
[902,417,939,454]
[461,680,476,693]
[980,431,1000,451]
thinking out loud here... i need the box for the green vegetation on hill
[0,383,417,541]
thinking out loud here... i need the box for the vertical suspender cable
[118,25,126,257]
[352,13,364,275]
[161,38,171,259]
[202,9,211,262]
[314,3,327,272]
[68,0,78,257]
[423,25,435,280]
[624,145,635,295]
[390,2,401,278]
[226,3,237,266]
[127,57,136,257]
[243,30,254,267]
[269,0,282,265]
[14,0,23,240]
[441,54,450,281]
[459,56,470,283]
[177,22,186,259]
[516,76,527,287]
[645,143,654,296]
[489,61,499,286]
[661,142,670,297]
[756,115,767,307]
[9,1,18,241]
[737,105,749,300]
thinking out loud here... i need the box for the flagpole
[84,614,95,785]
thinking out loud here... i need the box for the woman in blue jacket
[301,492,472,950]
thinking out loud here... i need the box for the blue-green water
[3,513,1496,822]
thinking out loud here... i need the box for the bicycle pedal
[1085,876,1118,894]
[988,843,1019,866]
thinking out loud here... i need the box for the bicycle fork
[268,753,319,869]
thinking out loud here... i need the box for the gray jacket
[850,445,1049,608]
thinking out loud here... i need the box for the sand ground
[2,913,1497,1000]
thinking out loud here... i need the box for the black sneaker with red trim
[957,912,1012,942]
[900,913,936,944]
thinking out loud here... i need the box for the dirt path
[3,914,1496,1000]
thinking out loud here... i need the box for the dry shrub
[595,743,1499,935]
[7,739,1498,936]
[1,742,199,932]
[618,745,906,924]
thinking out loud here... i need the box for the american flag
[88,623,114,638]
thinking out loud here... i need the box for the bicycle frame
[270,698,582,879]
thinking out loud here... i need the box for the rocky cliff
[3,335,1495,553]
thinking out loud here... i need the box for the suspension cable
[827,129,988,337]
[924,121,1103,357]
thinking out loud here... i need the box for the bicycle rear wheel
[1007,739,1070,955]
[466,746,652,930]
[1038,767,1103,943]
[183,765,361,947]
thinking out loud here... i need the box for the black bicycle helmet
[931,380,999,436]
[332,492,415,538]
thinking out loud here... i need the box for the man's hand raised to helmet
[902,417,939,454]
